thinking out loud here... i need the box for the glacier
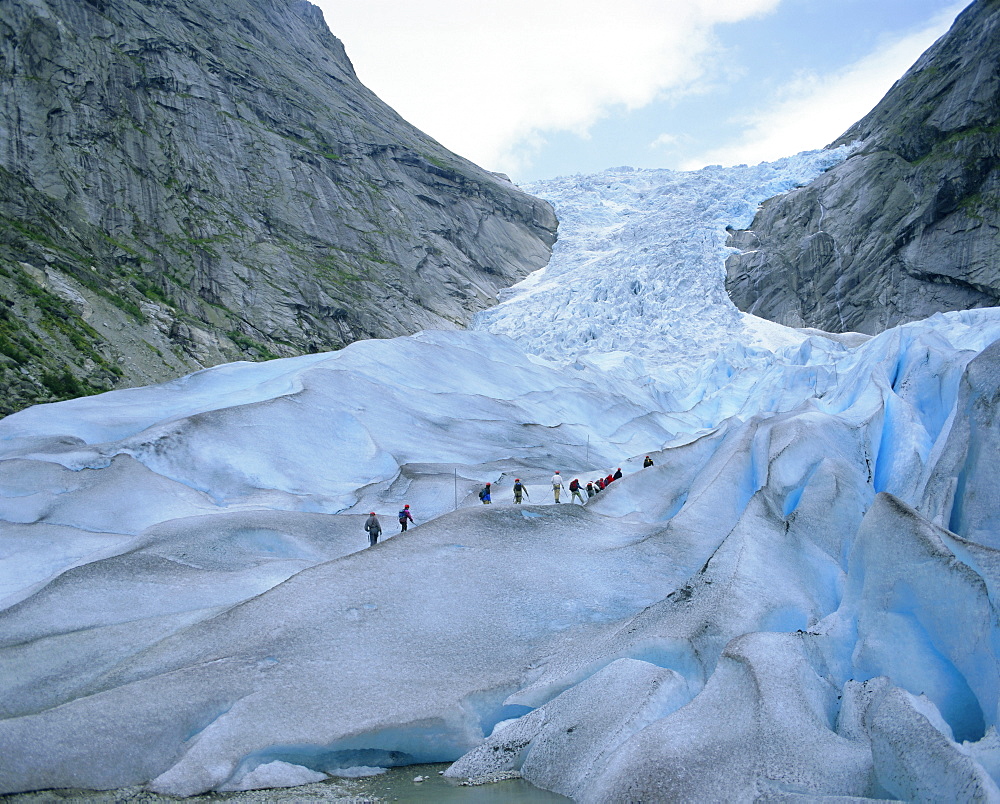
[2,148,1000,801]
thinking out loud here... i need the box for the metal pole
[454,468,458,511]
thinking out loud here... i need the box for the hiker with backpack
[398,504,414,532]
[570,478,585,504]
[479,483,492,504]
[586,481,595,498]
[364,512,382,547]
[551,471,564,503]
[513,479,529,504]
[643,456,654,468]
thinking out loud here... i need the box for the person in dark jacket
[513,479,529,504]
[479,483,492,504]
[398,504,414,532]
[613,468,623,480]
[643,456,654,468]
[365,512,382,546]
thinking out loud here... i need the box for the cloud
[312,0,781,174]
[650,133,681,149]
[678,2,967,170]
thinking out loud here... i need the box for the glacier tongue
[475,148,852,372]
[2,151,1000,800]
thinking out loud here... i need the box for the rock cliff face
[0,0,557,414]
[725,0,1000,335]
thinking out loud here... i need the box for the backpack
[570,479,579,491]
[513,481,522,492]
[479,487,487,500]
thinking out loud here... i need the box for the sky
[314,0,969,183]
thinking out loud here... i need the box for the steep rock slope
[725,0,1000,334]
[0,0,557,414]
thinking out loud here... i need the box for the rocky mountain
[725,0,999,335]
[0,0,557,415]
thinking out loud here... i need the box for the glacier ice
[2,150,1000,800]
[218,760,327,791]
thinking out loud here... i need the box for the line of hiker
[365,456,657,544]
[364,504,417,546]
[582,467,624,499]
[483,458,657,506]
[552,468,627,503]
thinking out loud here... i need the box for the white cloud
[679,2,967,170]
[650,133,681,149]
[312,0,781,174]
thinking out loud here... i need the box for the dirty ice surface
[4,149,1000,802]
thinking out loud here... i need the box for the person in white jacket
[551,471,564,503]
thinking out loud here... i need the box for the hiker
[605,473,614,486]
[586,481,595,498]
[551,471,564,503]
[570,478,585,504]
[364,512,382,546]
[643,456,654,468]
[613,467,623,480]
[596,477,605,491]
[479,483,492,504]
[398,504,414,532]
[513,478,529,504]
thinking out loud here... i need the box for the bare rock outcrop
[0,0,557,414]
[725,0,1000,335]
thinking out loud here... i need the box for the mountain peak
[725,0,1000,335]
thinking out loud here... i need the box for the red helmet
[369,512,376,516]
[404,504,409,508]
